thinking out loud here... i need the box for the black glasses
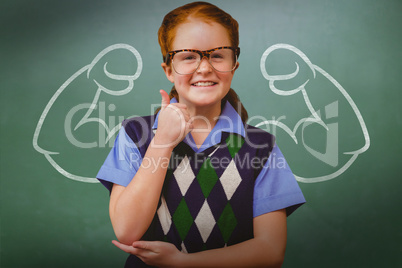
[165,46,240,75]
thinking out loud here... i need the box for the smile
[192,81,217,87]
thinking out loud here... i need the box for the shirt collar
[152,98,245,152]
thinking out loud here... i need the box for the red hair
[158,1,239,59]
[157,1,248,122]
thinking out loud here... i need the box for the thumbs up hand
[153,90,193,148]
[159,89,170,111]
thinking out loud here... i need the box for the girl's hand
[112,240,184,268]
[153,90,193,148]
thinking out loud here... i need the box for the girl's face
[162,19,238,110]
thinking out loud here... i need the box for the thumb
[160,89,170,110]
[132,240,152,251]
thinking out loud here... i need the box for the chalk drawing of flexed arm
[33,44,142,183]
[70,44,142,145]
[258,43,370,183]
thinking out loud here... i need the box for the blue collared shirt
[97,100,305,217]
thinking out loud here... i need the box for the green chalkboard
[1,0,401,267]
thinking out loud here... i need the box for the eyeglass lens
[172,48,236,74]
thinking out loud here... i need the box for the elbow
[259,242,286,268]
[110,209,151,245]
[260,255,284,268]
[112,223,144,245]
[267,250,285,268]
[115,232,136,246]
[270,254,285,268]
[110,211,147,245]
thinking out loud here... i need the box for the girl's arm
[113,208,287,268]
[109,90,192,245]
[109,142,173,244]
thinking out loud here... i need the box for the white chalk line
[33,44,143,183]
[259,43,370,183]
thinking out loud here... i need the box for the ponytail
[222,88,248,123]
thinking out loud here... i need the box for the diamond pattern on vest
[197,158,219,198]
[157,195,171,235]
[194,201,216,243]
[172,198,193,241]
[181,241,188,253]
[173,155,195,196]
[156,133,246,251]
[219,159,242,200]
[217,203,237,243]
[226,133,245,159]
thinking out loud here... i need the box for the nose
[196,56,213,73]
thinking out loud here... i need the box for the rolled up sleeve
[96,127,142,192]
[253,144,306,217]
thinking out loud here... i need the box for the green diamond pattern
[197,158,219,198]
[217,203,237,243]
[226,134,245,159]
[172,198,193,241]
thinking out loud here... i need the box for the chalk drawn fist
[33,44,142,182]
[259,44,370,183]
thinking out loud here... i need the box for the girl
[97,2,305,267]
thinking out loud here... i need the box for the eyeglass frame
[164,46,240,74]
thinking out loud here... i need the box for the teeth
[193,81,215,87]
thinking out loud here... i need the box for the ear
[232,61,240,74]
[235,61,240,71]
[161,63,175,83]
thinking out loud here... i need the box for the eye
[211,53,224,59]
[175,51,199,62]
[184,55,197,60]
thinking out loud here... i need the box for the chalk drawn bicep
[33,44,143,183]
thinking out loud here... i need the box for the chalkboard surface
[1,0,401,267]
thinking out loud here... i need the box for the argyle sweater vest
[123,114,275,267]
